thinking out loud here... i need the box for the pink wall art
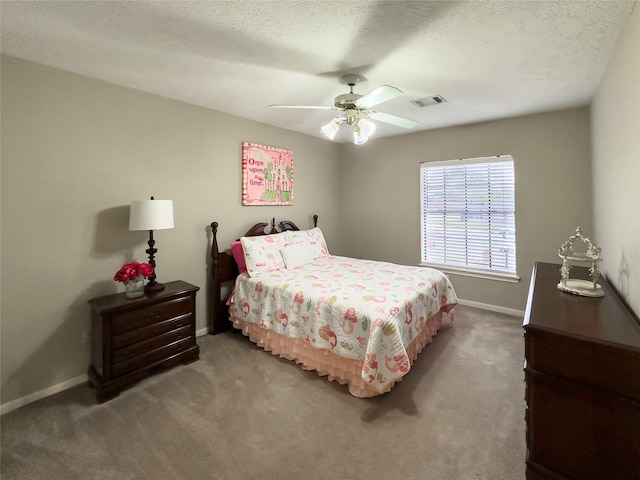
[242,141,293,206]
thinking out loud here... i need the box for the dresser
[88,281,200,402]
[523,262,640,479]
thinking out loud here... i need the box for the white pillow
[240,232,288,276]
[280,242,315,269]
[286,228,329,259]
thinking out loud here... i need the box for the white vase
[125,275,145,299]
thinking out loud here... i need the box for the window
[420,155,518,282]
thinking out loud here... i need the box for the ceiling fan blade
[269,104,334,110]
[369,111,418,129]
[356,85,404,109]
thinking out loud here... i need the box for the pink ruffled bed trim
[231,310,448,398]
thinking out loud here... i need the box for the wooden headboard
[208,215,318,334]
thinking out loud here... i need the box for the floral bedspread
[229,255,458,392]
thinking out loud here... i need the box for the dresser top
[88,280,199,313]
[524,262,640,350]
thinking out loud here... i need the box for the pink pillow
[231,241,247,274]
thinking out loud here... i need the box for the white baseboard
[1,373,88,416]
[196,327,209,337]
[456,298,525,318]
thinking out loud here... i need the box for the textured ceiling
[1,0,635,143]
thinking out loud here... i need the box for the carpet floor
[1,305,526,479]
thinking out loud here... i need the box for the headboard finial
[210,221,221,267]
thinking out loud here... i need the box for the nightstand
[87,280,200,403]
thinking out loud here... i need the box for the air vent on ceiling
[411,95,447,108]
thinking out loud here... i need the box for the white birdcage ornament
[557,227,604,297]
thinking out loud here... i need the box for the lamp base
[145,281,165,292]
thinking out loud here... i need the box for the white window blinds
[420,156,516,276]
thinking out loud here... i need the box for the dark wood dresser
[523,262,640,479]
[88,281,200,402]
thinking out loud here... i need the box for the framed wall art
[242,141,293,206]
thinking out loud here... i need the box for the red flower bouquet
[113,261,154,283]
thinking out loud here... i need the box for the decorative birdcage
[557,227,604,297]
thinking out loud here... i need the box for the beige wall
[3,1,639,409]
[592,2,640,317]
[336,108,593,312]
[0,55,340,406]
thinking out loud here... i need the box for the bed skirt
[231,311,446,398]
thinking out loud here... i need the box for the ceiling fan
[269,74,418,144]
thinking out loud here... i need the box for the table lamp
[129,196,174,291]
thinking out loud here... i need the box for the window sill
[419,263,521,283]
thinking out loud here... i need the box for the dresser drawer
[526,368,640,480]
[111,336,193,377]
[111,296,192,335]
[112,324,193,364]
[526,328,640,401]
[112,313,193,349]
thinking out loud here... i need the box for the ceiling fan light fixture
[321,119,341,140]
[353,127,369,145]
[358,118,376,137]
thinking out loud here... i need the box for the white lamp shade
[353,129,369,145]
[321,119,341,140]
[358,118,376,137]
[129,199,174,231]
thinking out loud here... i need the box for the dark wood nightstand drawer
[112,325,193,364]
[111,296,191,335]
[112,313,193,349]
[111,336,193,377]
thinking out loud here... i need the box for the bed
[209,216,458,397]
